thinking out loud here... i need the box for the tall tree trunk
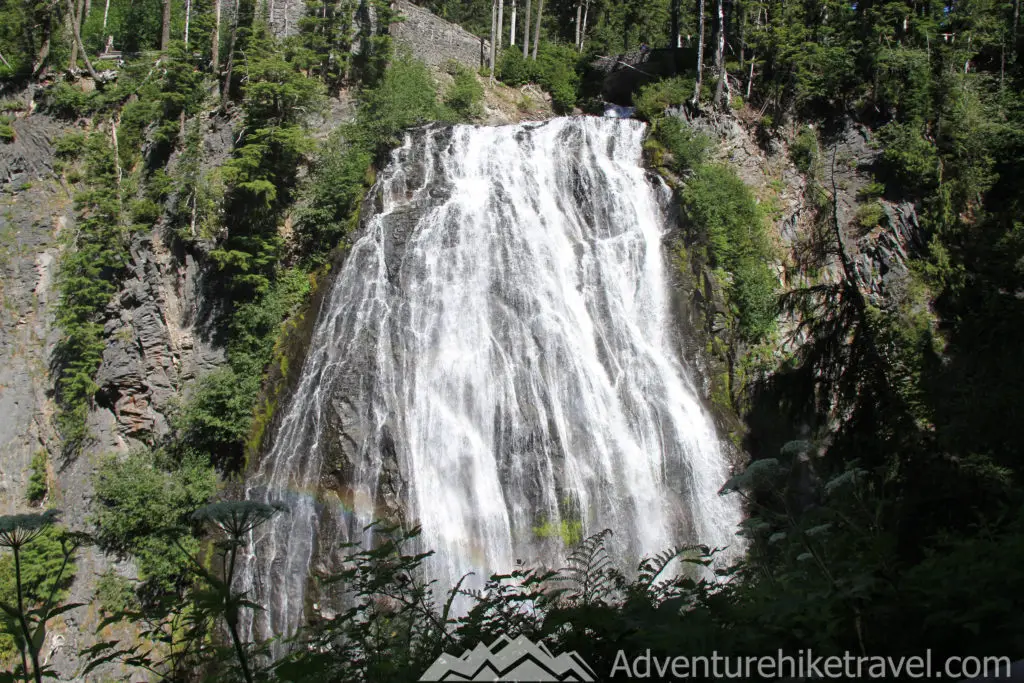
[497,0,504,53]
[714,0,730,107]
[490,0,497,80]
[738,0,745,70]
[531,0,543,59]
[69,0,84,70]
[66,0,98,79]
[31,10,52,77]
[574,1,581,49]
[184,0,191,45]
[522,0,531,57]
[161,0,172,50]
[510,0,516,45]
[579,0,589,52]
[102,0,110,33]
[212,0,221,73]
[221,0,240,103]
[693,0,705,104]
[1013,0,1020,67]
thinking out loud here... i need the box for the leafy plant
[25,451,47,504]
[0,511,79,683]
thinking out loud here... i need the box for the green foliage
[682,164,777,339]
[295,128,374,255]
[53,134,128,455]
[0,518,77,673]
[94,572,139,615]
[496,47,534,87]
[92,450,217,595]
[648,116,710,174]
[0,115,13,143]
[876,121,939,193]
[854,201,886,230]
[790,125,818,175]
[353,50,440,155]
[26,451,47,504]
[534,43,581,112]
[296,0,356,90]
[173,369,259,468]
[634,76,692,121]
[533,518,584,546]
[442,64,484,121]
[496,43,581,112]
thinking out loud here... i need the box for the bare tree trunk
[31,8,52,77]
[222,0,240,103]
[161,0,172,50]
[212,0,221,73]
[714,0,730,107]
[102,0,110,33]
[184,0,191,45]
[490,0,497,80]
[579,0,589,52]
[522,0,531,57]
[738,0,745,70]
[66,0,98,78]
[531,0,543,59]
[1013,0,1020,67]
[574,1,581,49]
[510,0,516,45]
[69,0,84,70]
[497,0,504,53]
[693,0,705,104]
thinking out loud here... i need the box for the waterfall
[240,116,743,644]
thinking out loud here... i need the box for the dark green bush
[26,451,47,503]
[496,48,535,87]
[92,449,216,594]
[682,164,778,340]
[443,65,485,121]
[651,117,711,174]
[790,125,818,174]
[634,77,693,121]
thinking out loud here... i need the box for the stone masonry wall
[391,0,490,70]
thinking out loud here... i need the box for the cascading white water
[240,116,743,644]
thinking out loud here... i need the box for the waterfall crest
[240,116,742,643]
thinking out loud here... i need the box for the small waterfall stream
[239,116,742,643]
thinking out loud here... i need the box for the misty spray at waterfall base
[239,116,743,643]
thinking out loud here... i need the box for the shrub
[92,449,216,594]
[497,44,580,112]
[634,77,693,121]
[356,51,441,156]
[443,65,485,121]
[496,48,535,86]
[0,523,76,661]
[683,164,778,339]
[651,117,712,174]
[0,115,13,143]
[790,126,818,174]
[173,368,259,467]
[26,451,47,503]
[534,43,581,112]
[876,121,939,193]
[855,201,886,230]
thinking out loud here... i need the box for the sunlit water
[239,116,743,645]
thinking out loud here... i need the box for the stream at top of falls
[238,115,744,646]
